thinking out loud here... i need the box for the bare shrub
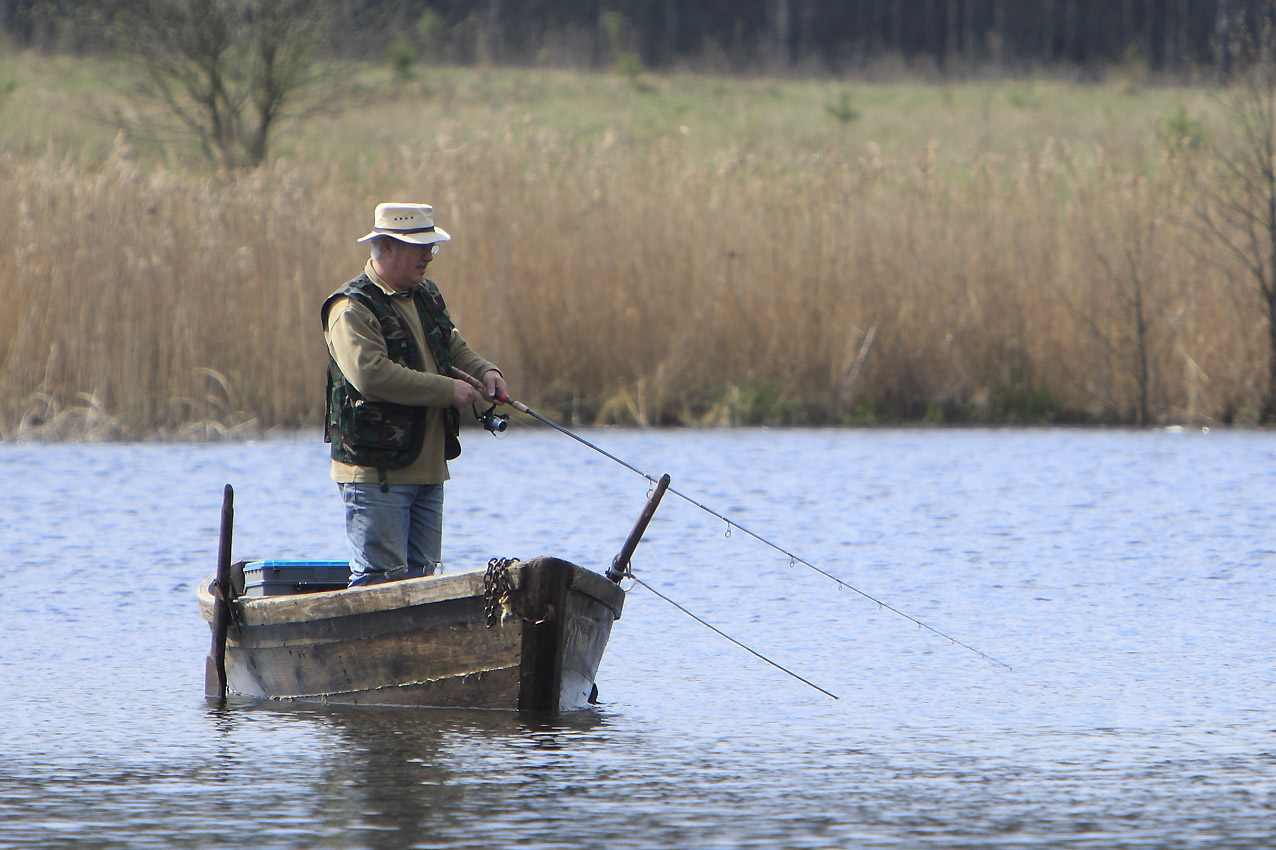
[113,0,329,170]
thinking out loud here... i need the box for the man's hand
[451,378,480,409]
[482,370,509,403]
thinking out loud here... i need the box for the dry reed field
[0,58,1262,438]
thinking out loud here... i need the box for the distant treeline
[1,0,1270,75]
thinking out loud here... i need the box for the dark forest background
[0,0,1267,76]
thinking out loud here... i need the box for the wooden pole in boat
[607,474,670,583]
[204,484,234,700]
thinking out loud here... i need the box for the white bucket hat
[356,202,452,245]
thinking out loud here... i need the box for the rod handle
[449,368,524,412]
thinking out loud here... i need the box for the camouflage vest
[322,274,459,480]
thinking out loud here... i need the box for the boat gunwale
[197,557,624,627]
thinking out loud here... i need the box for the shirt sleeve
[448,327,501,382]
[325,296,456,407]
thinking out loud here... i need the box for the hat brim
[356,226,451,245]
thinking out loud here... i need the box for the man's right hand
[451,378,480,409]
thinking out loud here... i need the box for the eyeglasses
[424,243,440,255]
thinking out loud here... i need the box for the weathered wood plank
[317,667,524,709]
[233,595,484,648]
[233,617,526,697]
[518,558,568,711]
[235,569,497,626]
[199,556,624,710]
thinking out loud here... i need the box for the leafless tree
[1193,10,1276,421]
[116,0,328,170]
[1075,176,1190,426]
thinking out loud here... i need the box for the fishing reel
[473,402,509,435]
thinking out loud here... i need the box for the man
[322,202,507,587]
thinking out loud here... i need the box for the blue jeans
[338,482,444,587]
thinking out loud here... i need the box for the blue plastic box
[242,560,349,597]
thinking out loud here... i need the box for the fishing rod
[453,369,1012,671]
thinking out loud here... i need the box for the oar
[204,484,234,700]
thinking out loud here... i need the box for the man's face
[378,239,436,291]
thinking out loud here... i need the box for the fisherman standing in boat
[322,202,507,587]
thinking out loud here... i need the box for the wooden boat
[199,475,669,712]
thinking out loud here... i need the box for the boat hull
[198,557,624,711]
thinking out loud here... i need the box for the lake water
[1,426,1274,849]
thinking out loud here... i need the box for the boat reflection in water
[206,699,613,844]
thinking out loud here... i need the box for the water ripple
[2,429,1275,847]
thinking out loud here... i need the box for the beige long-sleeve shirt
[324,261,500,485]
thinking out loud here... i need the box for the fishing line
[625,570,840,700]
[453,370,1012,671]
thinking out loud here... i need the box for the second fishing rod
[452,368,1012,671]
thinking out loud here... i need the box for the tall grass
[0,58,1258,437]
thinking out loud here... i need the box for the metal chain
[483,557,519,627]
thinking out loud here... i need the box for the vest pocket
[347,399,418,451]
